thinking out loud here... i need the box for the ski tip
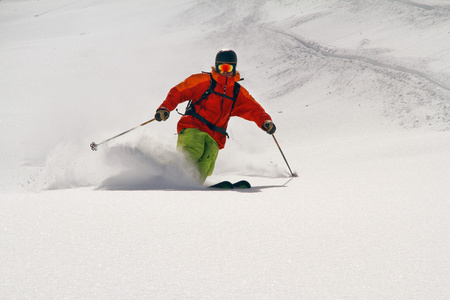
[233,180,251,189]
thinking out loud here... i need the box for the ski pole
[90,118,156,151]
[272,134,298,177]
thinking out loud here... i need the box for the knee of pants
[201,137,219,163]
[177,128,206,162]
[197,136,219,177]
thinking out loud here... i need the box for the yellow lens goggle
[217,63,234,73]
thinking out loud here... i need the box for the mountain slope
[0,0,449,298]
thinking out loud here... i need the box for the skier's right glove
[262,120,276,134]
[155,108,170,122]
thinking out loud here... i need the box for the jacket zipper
[213,77,228,135]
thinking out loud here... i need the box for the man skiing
[154,49,276,183]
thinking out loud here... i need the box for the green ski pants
[177,128,219,183]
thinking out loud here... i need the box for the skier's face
[220,71,234,77]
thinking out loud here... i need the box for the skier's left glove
[262,120,276,135]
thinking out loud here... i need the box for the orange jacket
[159,69,272,149]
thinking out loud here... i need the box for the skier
[154,49,276,183]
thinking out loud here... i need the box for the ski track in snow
[392,0,442,10]
[269,28,450,92]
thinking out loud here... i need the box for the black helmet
[215,49,237,69]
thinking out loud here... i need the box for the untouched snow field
[1,0,450,298]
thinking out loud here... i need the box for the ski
[232,180,251,189]
[209,180,251,189]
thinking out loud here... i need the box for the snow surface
[1,0,450,298]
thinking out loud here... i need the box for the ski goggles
[217,63,234,73]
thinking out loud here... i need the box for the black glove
[155,108,170,122]
[262,120,276,134]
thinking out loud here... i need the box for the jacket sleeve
[231,86,272,128]
[158,74,210,111]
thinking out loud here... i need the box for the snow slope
[1,0,449,298]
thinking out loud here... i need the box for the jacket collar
[211,68,241,87]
